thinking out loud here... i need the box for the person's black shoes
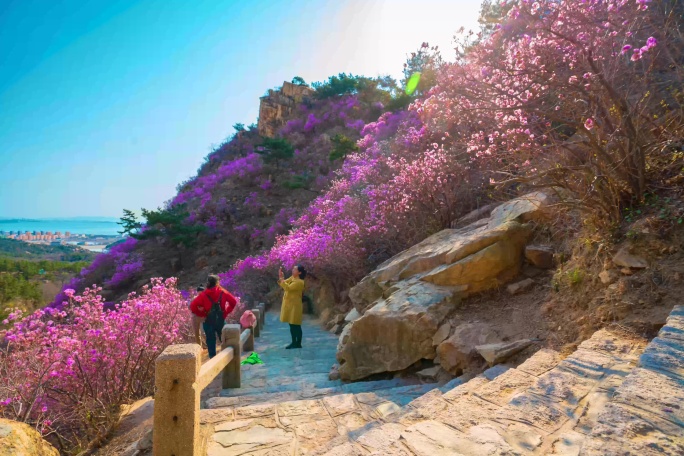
[285,343,294,349]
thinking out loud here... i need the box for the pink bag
[240,310,257,329]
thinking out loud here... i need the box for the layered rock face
[337,192,552,381]
[257,81,314,137]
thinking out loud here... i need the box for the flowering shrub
[221,107,486,296]
[244,192,263,215]
[0,278,191,453]
[417,0,683,222]
[105,253,144,288]
[50,237,140,308]
[263,208,299,245]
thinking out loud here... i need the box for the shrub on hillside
[417,0,684,224]
[0,278,191,454]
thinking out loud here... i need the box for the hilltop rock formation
[337,192,553,381]
[257,81,314,137]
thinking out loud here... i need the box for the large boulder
[0,418,59,456]
[348,275,386,314]
[349,220,531,309]
[337,281,460,381]
[348,192,550,310]
[339,192,552,380]
[420,221,532,293]
[487,190,555,228]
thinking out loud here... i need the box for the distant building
[65,231,71,237]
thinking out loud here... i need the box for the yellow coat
[279,276,305,325]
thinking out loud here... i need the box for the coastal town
[0,230,124,252]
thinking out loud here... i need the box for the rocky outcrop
[350,220,531,314]
[338,192,553,380]
[257,81,314,137]
[337,281,460,381]
[0,418,59,456]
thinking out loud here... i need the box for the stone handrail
[152,303,265,456]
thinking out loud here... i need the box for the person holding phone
[278,264,306,349]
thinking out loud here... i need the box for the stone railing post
[252,309,261,337]
[244,326,255,352]
[222,324,241,388]
[258,303,266,327]
[153,344,202,456]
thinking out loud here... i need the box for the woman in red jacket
[190,275,238,358]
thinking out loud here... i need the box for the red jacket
[190,286,237,319]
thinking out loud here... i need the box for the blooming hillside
[219,0,684,299]
[2,0,683,452]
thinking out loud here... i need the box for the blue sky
[0,0,482,218]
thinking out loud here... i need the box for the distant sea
[0,217,121,236]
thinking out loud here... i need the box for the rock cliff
[257,81,314,137]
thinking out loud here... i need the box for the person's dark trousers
[288,324,296,345]
[289,324,302,348]
[203,320,224,358]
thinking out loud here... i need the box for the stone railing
[152,303,266,456]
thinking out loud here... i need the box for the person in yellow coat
[278,264,306,349]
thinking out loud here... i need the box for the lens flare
[405,72,421,95]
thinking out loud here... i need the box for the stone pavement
[200,308,684,455]
[582,305,684,455]
[308,327,650,455]
[201,312,423,408]
[199,312,438,455]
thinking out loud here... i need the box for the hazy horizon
[0,216,119,222]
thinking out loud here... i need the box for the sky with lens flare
[0,0,481,218]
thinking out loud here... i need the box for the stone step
[581,305,684,455]
[308,348,563,455]
[308,327,647,456]
[202,382,444,455]
[209,377,426,408]
[203,349,558,456]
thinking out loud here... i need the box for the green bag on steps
[241,352,264,365]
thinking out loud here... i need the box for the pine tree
[117,209,141,236]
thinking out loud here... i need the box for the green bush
[133,205,205,248]
[256,137,295,168]
[329,134,359,162]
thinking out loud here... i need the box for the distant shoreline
[0,218,121,237]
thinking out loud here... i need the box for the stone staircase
[201,307,684,455]
[581,305,684,455]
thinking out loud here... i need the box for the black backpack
[205,291,224,328]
